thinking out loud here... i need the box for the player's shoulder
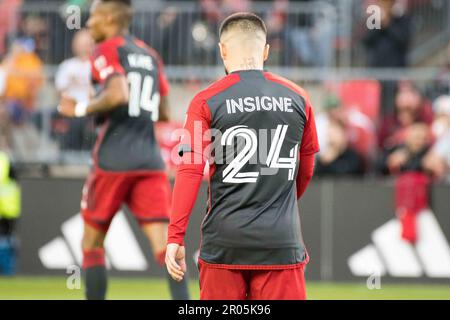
[192,73,241,103]
[264,71,311,102]
[131,37,164,63]
[94,36,125,57]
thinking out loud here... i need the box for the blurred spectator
[316,95,343,155]
[1,38,55,162]
[423,95,450,182]
[316,93,376,165]
[55,29,92,103]
[0,151,20,276]
[363,0,411,68]
[428,43,450,101]
[363,0,412,115]
[0,0,22,57]
[2,38,44,124]
[15,14,48,61]
[285,0,334,67]
[378,81,433,150]
[378,122,431,175]
[315,119,365,177]
[54,29,95,151]
[0,99,12,152]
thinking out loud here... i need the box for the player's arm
[297,153,315,199]
[157,57,170,122]
[296,99,320,200]
[166,95,210,281]
[158,95,170,122]
[58,74,129,117]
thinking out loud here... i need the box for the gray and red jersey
[169,70,320,268]
[90,35,169,172]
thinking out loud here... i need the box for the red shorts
[81,168,171,232]
[198,260,307,300]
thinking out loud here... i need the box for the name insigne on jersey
[225,96,294,114]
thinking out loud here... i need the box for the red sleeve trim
[264,71,313,120]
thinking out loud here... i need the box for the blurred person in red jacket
[378,81,433,151]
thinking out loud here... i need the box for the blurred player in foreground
[166,12,319,300]
[58,0,189,300]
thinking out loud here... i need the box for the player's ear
[105,11,115,27]
[263,44,270,62]
[218,42,227,60]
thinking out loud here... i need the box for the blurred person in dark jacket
[378,122,431,175]
[363,0,411,68]
[363,0,412,114]
[316,119,365,177]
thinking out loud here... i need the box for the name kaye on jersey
[127,53,154,71]
[226,96,294,114]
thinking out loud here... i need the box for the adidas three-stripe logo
[39,211,148,271]
[348,210,450,278]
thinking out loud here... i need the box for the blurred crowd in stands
[0,0,448,184]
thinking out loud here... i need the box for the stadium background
[0,0,450,299]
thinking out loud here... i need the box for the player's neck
[104,28,129,41]
[227,56,264,74]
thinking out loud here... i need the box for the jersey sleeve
[157,57,170,97]
[300,102,320,155]
[90,44,125,85]
[178,95,212,160]
[168,95,211,245]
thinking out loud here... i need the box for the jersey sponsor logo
[93,55,114,81]
[348,210,450,278]
[225,96,294,114]
[39,211,148,271]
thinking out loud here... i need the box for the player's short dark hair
[219,12,267,39]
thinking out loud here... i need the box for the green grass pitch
[1,277,450,300]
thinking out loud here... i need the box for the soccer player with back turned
[58,0,189,300]
[166,12,320,300]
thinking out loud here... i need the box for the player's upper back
[185,69,319,202]
[89,35,169,171]
[91,35,169,121]
[184,70,319,249]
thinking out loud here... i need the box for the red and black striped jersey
[169,70,319,268]
[90,35,169,172]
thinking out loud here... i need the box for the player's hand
[165,243,186,282]
[57,93,77,117]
